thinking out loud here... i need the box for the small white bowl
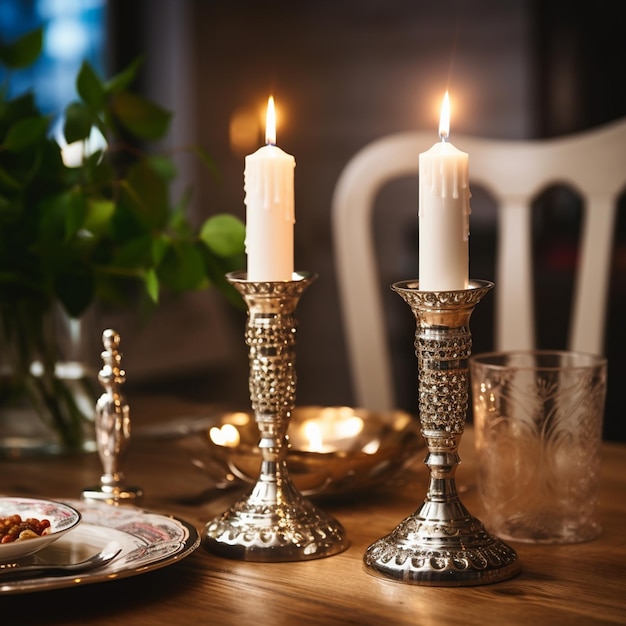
[0,497,81,561]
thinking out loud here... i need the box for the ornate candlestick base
[204,272,348,562]
[364,280,520,586]
[82,482,142,504]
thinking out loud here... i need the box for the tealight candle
[418,91,470,291]
[244,96,295,281]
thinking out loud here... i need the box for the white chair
[331,117,626,411]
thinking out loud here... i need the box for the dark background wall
[108,0,626,440]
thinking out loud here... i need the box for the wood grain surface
[2,395,625,625]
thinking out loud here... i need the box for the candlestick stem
[204,271,348,561]
[364,279,520,585]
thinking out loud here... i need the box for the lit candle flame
[438,91,450,141]
[265,95,276,145]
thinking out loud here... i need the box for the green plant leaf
[199,213,246,258]
[169,190,193,236]
[0,42,246,393]
[76,61,105,110]
[82,148,114,189]
[120,160,169,229]
[0,165,22,192]
[147,155,177,182]
[0,193,22,225]
[105,57,143,94]
[83,198,115,235]
[0,29,42,69]
[111,235,153,269]
[63,101,93,144]
[201,250,245,309]
[151,235,169,266]
[62,188,88,241]
[3,91,38,120]
[158,240,206,292]
[38,189,87,243]
[144,268,159,303]
[0,193,13,218]
[109,91,171,141]
[3,116,49,151]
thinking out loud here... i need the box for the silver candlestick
[204,271,349,561]
[82,329,143,505]
[364,280,520,585]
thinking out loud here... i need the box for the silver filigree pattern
[392,279,494,310]
[205,492,347,558]
[204,271,349,561]
[364,279,520,585]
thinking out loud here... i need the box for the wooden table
[2,396,625,625]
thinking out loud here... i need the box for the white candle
[244,96,295,281]
[418,91,470,291]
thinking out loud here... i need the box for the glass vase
[0,300,97,457]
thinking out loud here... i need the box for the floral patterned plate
[0,499,200,594]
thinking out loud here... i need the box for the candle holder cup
[364,279,520,585]
[204,271,349,561]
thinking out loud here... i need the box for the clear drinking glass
[470,350,607,544]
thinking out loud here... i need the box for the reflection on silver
[204,272,349,561]
[200,405,422,497]
[364,280,520,586]
[82,329,143,505]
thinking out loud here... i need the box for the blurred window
[0,0,106,128]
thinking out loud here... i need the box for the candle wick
[439,132,449,142]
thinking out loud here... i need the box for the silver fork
[0,543,122,580]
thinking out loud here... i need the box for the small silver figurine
[82,329,143,505]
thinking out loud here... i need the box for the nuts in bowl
[0,497,81,561]
[1,515,51,543]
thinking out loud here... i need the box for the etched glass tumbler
[470,350,607,544]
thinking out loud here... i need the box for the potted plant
[0,29,245,453]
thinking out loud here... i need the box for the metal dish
[189,406,423,497]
